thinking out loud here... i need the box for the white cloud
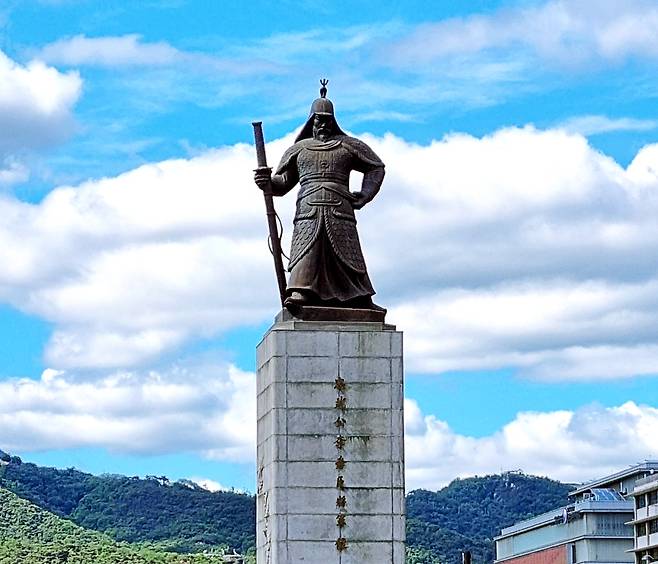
[242,23,401,62]
[558,115,658,136]
[0,49,81,155]
[0,138,293,368]
[26,3,658,125]
[2,365,654,490]
[35,34,280,78]
[358,127,658,379]
[0,159,29,187]
[391,281,658,378]
[389,0,658,67]
[2,126,658,379]
[405,398,658,490]
[188,477,245,493]
[37,34,182,67]
[0,361,256,462]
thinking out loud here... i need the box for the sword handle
[252,121,269,169]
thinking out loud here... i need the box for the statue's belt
[299,172,349,183]
[297,181,356,205]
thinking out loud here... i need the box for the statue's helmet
[309,96,334,116]
[295,80,347,142]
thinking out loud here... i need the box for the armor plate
[287,143,368,273]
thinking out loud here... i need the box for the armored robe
[271,135,385,304]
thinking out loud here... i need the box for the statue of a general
[254,83,385,313]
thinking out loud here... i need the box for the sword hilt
[252,121,268,168]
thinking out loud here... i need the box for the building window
[638,495,647,509]
[570,543,577,564]
[649,491,658,506]
[637,523,647,536]
[649,519,658,534]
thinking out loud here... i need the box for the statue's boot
[284,291,310,307]
[368,301,387,313]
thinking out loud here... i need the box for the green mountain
[0,487,231,563]
[0,457,255,555]
[1,452,573,563]
[406,472,573,563]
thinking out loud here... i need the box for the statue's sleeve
[343,137,385,207]
[271,144,301,196]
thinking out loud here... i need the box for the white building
[495,463,658,564]
[628,472,658,564]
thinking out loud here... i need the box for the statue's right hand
[254,169,272,190]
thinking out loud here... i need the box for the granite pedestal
[256,316,405,563]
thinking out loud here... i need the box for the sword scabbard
[252,122,287,307]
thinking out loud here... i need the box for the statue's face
[313,114,335,141]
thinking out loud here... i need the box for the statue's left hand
[351,192,369,210]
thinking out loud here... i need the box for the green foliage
[407,545,442,564]
[406,472,573,563]
[0,461,101,517]
[71,477,255,553]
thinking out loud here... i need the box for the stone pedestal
[256,317,405,564]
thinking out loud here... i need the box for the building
[495,463,658,564]
[628,472,658,564]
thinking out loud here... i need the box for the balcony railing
[635,474,658,489]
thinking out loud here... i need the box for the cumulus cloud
[2,126,658,379]
[0,362,256,462]
[2,364,654,489]
[391,282,658,378]
[0,138,293,368]
[389,0,658,67]
[405,398,658,490]
[0,49,81,155]
[360,127,658,379]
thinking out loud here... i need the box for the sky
[0,0,658,493]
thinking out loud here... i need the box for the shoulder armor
[275,140,311,174]
[341,136,384,168]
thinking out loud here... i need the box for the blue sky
[1,0,658,492]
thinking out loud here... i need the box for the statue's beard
[314,127,333,141]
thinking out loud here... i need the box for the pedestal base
[278,305,386,323]
[256,318,405,563]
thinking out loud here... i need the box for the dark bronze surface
[275,304,386,323]
[254,80,386,319]
[252,122,287,307]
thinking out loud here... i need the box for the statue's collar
[303,138,342,151]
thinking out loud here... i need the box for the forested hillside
[0,488,234,563]
[71,476,255,553]
[406,472,573,563]
[0,456,255,554]
[1,452,573,563]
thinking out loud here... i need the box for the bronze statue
[254,81,385,316]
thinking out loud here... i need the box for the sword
[252,121,287,307]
